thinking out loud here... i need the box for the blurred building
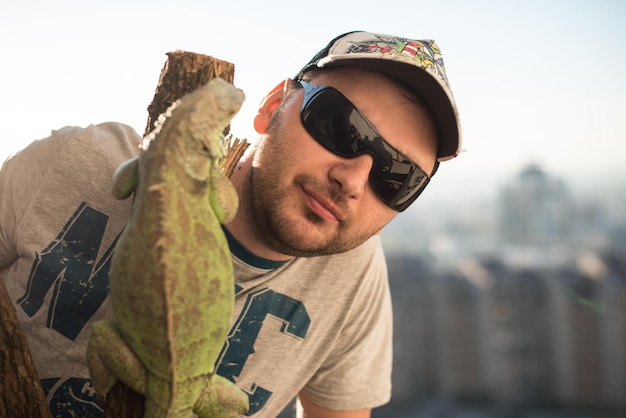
[498,164,573,246]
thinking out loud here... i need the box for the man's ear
[253,79,290,134]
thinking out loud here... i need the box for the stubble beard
[242,165,377,257]
[242,170,336,257]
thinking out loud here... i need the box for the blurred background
[2,1,624,417]
[376,162,626,417]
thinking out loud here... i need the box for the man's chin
[263,218,341,257]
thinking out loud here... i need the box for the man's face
[243,67,437,257]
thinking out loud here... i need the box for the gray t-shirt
[0,122,392,417]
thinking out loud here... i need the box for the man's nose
[328,154,374,200]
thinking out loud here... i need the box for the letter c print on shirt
[217,286,311,415]
[17,202,117,340]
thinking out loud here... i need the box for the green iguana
[86,77,249,417]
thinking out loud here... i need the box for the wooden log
[104,51,246,418]
[0,278,52,418]
[144,51,234,136]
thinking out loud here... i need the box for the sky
[2,0,625,210]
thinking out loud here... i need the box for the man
[0,31,461,417]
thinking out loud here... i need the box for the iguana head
[166,78,245,182]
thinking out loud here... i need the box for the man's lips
[301,187,344,223]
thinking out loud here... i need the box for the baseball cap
[294,31,462,162]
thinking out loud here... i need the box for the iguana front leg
[194,375,251,418]
[209,164,239,223]
[111,157,140,200]
[87,320,148,402]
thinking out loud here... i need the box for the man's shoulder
[55,122,141,156]
[0,122,141,244]
[51,121,139,138]
[4,122,140,169]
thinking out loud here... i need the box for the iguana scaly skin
[87,78,249,417]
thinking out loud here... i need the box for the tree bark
[143,50,235,137]
[0,278,52,418]
[104,51,246,418]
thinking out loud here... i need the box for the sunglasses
[297,80,437,212]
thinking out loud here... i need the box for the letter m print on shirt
[17,202,117,340]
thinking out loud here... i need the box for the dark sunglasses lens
[371,157,429,211]
[301,89,356,156]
